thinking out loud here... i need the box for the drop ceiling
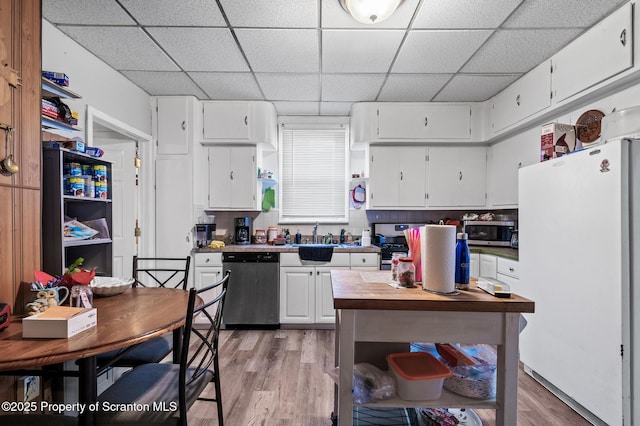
[43,0,628,116]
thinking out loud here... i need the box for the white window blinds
[279,124,348,223]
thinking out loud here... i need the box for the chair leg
[214,355,223,426]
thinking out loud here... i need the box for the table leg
[77,356,97,426]
[496,312,520,426]
[337,310,355,426]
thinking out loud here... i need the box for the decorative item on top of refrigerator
[540,122,578,162]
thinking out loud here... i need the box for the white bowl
[90,277,134,297]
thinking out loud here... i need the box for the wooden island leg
[496,312,521,426]
[337,310,355,426]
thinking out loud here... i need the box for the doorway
[86,107,152,278]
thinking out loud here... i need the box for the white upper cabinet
[350,102,473,148]
[488,131,539,207]
[203,102,250,141]
[201,101,277,149]
[552,3,633,103]
[427,147,486,207]
[377,104,471,140]
[491,60,552,134]
[207,145,257,210]
[157,96,196,155]
[369,146,427,209]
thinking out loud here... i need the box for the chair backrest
[179,270,230,422]
[132,256,191,289]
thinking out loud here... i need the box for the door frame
[85,106,154,259]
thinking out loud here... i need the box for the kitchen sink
[286,243,359,248]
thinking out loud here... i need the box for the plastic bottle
[295,229,302,245]
[455,232,470,290]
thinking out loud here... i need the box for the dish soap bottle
[455,232,470,290]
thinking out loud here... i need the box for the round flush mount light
[340,0,404,24]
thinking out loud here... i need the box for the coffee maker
[234,217,251,245]
[195,223,216,248]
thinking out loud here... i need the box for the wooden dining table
[0,287,195,425]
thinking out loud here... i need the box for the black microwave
[464,220,516,246]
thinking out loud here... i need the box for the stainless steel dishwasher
[222,252,279,328]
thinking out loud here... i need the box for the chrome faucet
[313,222,319,244]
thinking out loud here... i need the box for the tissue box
[23,306,97,338]
[540,123,578,162]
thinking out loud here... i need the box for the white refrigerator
[518,138,639,426]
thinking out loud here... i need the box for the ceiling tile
[504,0,628,28]
[120,0,226,26]
[412,0,521,29]
[122,71,207,98]
[189,72,263,100]
[393,30,492,73]
[146,28,249,72]
[273,102,320,115]
[57,26,179,71]
[433,74,520,102]
[322,0,420,29]
[378,74,452,101]
[321,74,386,102]
[255,73,319,101]
[322,30,405,73]
[220,0,318,28]
[236,29,319,72]
[320,102,353,115]
[43,0,135,25]
[461,29,582,73]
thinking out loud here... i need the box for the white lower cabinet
[496,257,522,297]
[279,252,375,324]
[469,252,479,278]
[193,253,223,325]
[479,254,497,279]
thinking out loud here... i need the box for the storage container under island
[386,352,452,400]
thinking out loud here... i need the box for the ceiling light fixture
[340,0,404,25]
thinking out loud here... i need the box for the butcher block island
[330,270,534,426]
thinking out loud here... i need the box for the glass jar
[397,258,416,288]
[267,226,278,245]
[70,285,93,308]
[391,253,403,281]
[254,229,267,244]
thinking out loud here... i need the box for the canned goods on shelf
[93,165,108,183]
[68,162,82,176]
[67,177,85,197]
[95,181,108,199]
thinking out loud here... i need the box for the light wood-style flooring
[188,329,590,425]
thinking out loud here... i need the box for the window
[279,120,349,224]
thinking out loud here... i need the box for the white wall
[41,20,152,137]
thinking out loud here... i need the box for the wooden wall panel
[0,0,41,311]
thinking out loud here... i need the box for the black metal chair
[96,256,191,373]
[95,270,230,425]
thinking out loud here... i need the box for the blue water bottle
[455,232,470,290]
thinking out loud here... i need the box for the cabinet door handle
[424,116,428,127]
[181,120,186,131]
[230,171,234,180]
[459,171,463,181]
[309,271,313,276]
[518,161,522,169]
[361,258,366,263]
[400,171,403,181]
[244,115,248,126]
[620,29,627,46]
[316,271,320,275]
[205,258,210,263]
[515,94,521,106]
[509,267,515,272]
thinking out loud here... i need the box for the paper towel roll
[422,225,456,294]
